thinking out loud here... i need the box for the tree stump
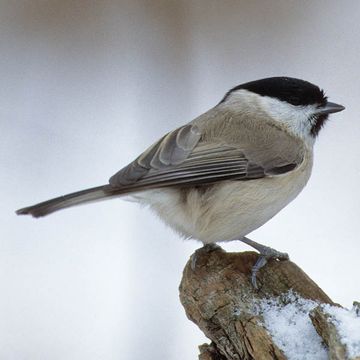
[179,246,360,360]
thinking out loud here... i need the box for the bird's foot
[191,243,220,270]
[240,237,289,289]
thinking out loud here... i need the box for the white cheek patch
[225,89,317,146]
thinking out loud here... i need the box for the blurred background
[1,1,359,359]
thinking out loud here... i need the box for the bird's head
[220,76,345,143]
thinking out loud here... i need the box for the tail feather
[16,184,122,218]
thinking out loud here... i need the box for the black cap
[221,77,327,106]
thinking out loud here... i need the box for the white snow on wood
[252,291,360,359]
[253,291,328,360]
[322,303,360,358]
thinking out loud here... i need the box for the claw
[240,236,289,289]
[251,256,268,289]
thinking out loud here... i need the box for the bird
[16,76,345,287]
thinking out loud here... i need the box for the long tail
[16,184,124,218]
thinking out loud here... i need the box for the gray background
[1,1,359,359]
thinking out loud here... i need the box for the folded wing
[109,122,303,190]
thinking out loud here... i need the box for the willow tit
[16,77,345,287]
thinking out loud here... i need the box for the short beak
[317,102,345,115]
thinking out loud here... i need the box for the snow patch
[253,291,328,360]
[322,303,360,358]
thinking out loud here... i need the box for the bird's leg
[191,243,221,270]
[240,236,289,289]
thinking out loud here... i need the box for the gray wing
[109,123,304,190]
[109,124,202,185]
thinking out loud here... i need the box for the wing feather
[109,124,202,185]
[109,119,304,191]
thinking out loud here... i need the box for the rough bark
[198,343,227,360]
[179,246,335,360]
